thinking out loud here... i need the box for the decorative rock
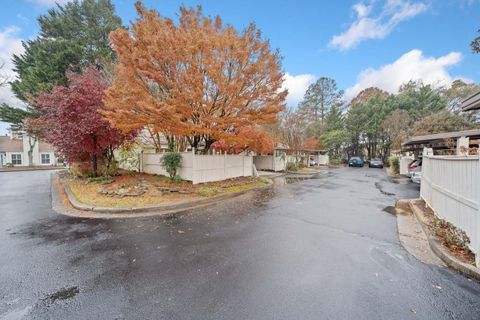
[117,188,131,195]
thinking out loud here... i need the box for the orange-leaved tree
[303,137,322,150]
[211,125,275,154]
[102,1,286,152]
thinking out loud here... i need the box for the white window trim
[11,153,22,165]
[41,153,51,164]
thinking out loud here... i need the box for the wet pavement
[1,168,480,319]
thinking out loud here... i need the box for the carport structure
[461,91,480,111]
[401,129,480,156]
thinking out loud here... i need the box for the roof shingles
[0,136,23,152]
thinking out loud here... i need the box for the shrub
[173,175,183,183]
[389,156,399,174]
[5,163,14,168]
[118,142,141,172]
[259,177,271,184]
[160,152,182,181]
[70,161,93,178]
[71,161,118,178]
[329,157,344,166]
[434,218,471,251]
[286,162,298,171]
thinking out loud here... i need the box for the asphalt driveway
[1,168,479,319]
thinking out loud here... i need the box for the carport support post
[457,136,469,155]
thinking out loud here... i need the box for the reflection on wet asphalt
[0,168,479,320]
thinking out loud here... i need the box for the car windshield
[351,157,360,160]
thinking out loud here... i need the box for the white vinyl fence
[142,151,253,184]
[400,156,414,175]
[317,154,329,166]
[253,155,286,172]
[421,155,480,266]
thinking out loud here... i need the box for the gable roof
[0,136,23,152]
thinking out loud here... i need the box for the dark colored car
[369,158,384,168]
[348,156,364,167]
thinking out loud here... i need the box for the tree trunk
[92,154,98,177]
[167,136,175,152]
[92,135,98,177]
[204,138,215,152]
[27,136,37,166]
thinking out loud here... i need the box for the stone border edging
[57,173,273,215]
[408,200,480,281]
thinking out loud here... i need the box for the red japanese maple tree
[35,68,129,177]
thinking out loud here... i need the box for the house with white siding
[0,131,60,167]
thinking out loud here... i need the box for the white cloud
[346,49,463,100]
[0,26,25,109]
[282,73,317,107]
[330,0,429,51]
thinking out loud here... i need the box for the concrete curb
[56,173,273,216]
[408,200,480,281]
[0,166,65,173]
[258,172,286,179]
[285,171,324,176]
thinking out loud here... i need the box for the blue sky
[0,0,479,134]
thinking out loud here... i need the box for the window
[41,153,50,164]
[11,154,22,165]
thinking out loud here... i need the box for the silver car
[411,171,421,184]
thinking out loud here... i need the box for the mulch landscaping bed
[413,199,476,265]
[61,171,269,208]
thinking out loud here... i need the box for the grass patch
[197,187,222,197]
[223,178,271,193]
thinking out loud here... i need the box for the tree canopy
[102,2,286,152]
[34,68,129,176]
[10,0,122,103]
[298,77,343,125]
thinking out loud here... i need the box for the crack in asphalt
[375,182,396,196]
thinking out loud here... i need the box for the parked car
[309,160,318,167]
[368,158,384,168]
[411,171,422,184]
[407,159,422,177]
[348,156,364,167]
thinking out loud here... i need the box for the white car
[411,171,421,184]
